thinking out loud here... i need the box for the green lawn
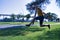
[0,22,60,40]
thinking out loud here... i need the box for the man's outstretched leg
[26,18,35,26]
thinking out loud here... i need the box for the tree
[10,14,16,21]
[44,12,58,21]
[25,14,30,21]
[3,17,12,22]
[17,14,21,20]
[26,0,50,14]
[56,18,60,22]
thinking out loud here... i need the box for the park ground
[0,22,60,40]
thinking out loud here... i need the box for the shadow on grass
[37,28,60,40]
[0,25,45,36]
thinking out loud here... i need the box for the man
[26,5,50,29]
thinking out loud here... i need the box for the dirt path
[0,24,26,29]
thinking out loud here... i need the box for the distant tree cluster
[0,13,59,22]
[44,12,58,21]
[0,14,31,22]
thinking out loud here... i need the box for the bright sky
[0,0,32,15]
[0,0,60,18]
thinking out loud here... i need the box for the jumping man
[26,5,50,29]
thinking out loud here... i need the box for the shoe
[26,24,30,26]
[48,25,50,29]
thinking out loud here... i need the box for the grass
[0,22,56,25]
[0,22,60,40]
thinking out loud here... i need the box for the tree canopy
[26,0,50,13]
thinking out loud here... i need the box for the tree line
[0,12,60,22]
